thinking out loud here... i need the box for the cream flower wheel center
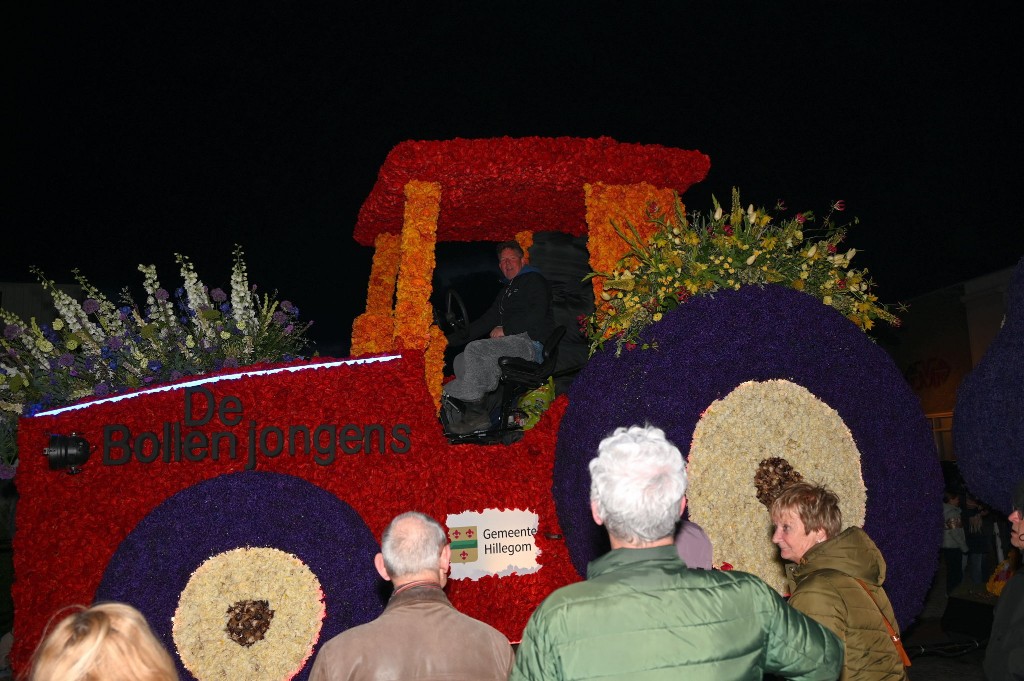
[687,379,866,594]
[173,546,325,680]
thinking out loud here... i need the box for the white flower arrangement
[0,245,313,475]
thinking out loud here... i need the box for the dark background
[7,3,1023,355]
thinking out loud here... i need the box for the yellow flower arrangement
[687,380,867,594]
[585,188,900,356]
[392,181,441,350]
[173,547,325,680]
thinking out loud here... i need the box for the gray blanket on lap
[444,333,536,402]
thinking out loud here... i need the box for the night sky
[8,3,1023,352]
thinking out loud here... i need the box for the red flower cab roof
[354,137,711,246]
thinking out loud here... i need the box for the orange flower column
[391,181,446,409]
[350,232,401,356]
[393,181,440,349]
[584,182,679,306]
[423,325,447,413]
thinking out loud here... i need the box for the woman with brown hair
[771,482,908,681]
[27,602,177,681]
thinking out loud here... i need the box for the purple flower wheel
[96,471,383,680]
[955,257,1024,511]
[555,284,942,627]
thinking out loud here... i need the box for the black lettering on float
[313,425,337,465]
[219,395,243,426]
[103,425,132,465]
[183,386,215,426]
[288,425,310,456]
[362,424,386,453]
[260,426,284,458]
[390,424,411,454]
[182,431,209,462]
[103,406,410,466]
[184,386,245,427]
[245,420,258,471]
[340,424,363,455]
[161,422,181,463]
[134,432,160,464]
[211,432,237,461]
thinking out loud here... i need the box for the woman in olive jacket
[771,482,908,681]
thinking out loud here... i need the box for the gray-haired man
[511,424,845,681]
[309,511,513,681]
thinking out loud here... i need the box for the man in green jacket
[510,425,844,681]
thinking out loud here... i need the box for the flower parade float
[9,137,713,679]
[8,137,945,676]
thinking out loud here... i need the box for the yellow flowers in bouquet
[584,188,900,356]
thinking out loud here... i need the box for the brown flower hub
[225,599,275,647]
[754,457,804,509]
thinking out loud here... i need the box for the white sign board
[446,508,541,581]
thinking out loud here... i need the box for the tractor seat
[498,325,565,390]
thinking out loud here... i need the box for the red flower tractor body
[11,137,710,676]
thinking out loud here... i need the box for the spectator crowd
[15,425,1024,680]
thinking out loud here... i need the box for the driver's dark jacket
[467,266,555,342]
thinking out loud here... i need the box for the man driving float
[443,241,555,434]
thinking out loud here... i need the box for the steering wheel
[443,289,470,336]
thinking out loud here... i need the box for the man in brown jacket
[308,511,514,681]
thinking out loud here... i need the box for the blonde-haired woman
[28,602,177,681]
[771,482,908,681]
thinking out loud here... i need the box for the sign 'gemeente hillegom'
[446,508,541,580]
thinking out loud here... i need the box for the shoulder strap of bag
[854,578,912,668]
